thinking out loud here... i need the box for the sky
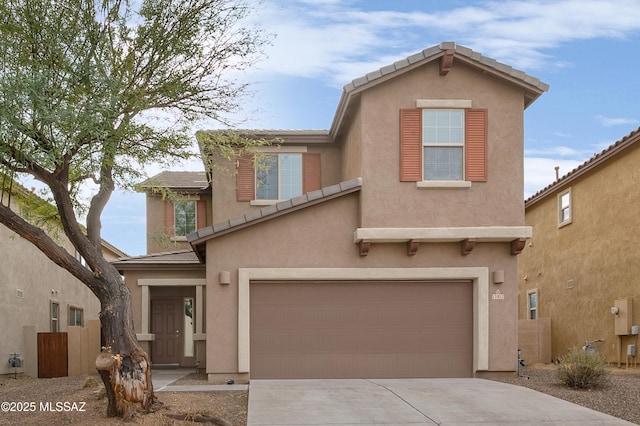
[101,0,640,256]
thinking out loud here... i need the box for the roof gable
[331,41,549,138]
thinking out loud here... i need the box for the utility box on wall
[615,298,633,336]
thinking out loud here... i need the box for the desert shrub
[557,350,609,389]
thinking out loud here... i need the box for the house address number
[492,290,505,300]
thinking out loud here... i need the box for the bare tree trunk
[94,269,154,417]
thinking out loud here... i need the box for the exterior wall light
[611,306,620,315]
[219,271,231,285]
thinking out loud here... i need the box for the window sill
[416,180,472,189]
[170,236,188,242]
[250,199,279,206]
[558,219,572,228]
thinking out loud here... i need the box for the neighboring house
[0,180,127,376]
[519,127,640,366]
[117,42,548,381]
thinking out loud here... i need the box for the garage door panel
[250,280,473,379]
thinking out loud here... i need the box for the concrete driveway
[247,378,633,425]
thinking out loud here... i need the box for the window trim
[254,152,303,201]
[68,306,84,327]
[527,289,538,320]
[51,301,59,332]
[421,108,465,182]
[557,188,572,228]
[174,200,197,237]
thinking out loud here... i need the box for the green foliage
[0,0,269,201]
[557,350,609,389]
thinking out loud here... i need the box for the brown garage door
[250,280,473,379]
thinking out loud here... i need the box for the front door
[151,298,183,365]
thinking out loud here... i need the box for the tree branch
[0,202,108,300]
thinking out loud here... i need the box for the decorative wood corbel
[359,239,371,257]
[440,49,455,75]
[407,239,420,256]
[461,238,476,255]
[510,238,527,255]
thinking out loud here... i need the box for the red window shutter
[196,200,207,229]
[399,109,422,182]
[164,202,175,237]
[302,153,321,193]
[465,108,487,182]
[236,153,255,201]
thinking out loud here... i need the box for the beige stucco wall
[353,60,525,228]
[204,192,519,379]
[0,214,101,375]
[519,141,640,363]
[146,193,212,254]
[208,144,343,224]
[123,268,207,368]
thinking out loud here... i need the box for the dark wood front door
[151,298,183,365]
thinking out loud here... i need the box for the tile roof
[331,41,549,137]
[138,171,209,190]
[111,249,203,269]
[525,126,640,207]
[188,177,363,262]
[344,41,549,98]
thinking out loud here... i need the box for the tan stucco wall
[204,192,519,378]
[0,217,100,375]
[354,60,525,228]
[519,142,640,363]
[146,193,212,254]
[208,144,343,224]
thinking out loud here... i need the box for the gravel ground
[489,364,640,424]
[1,365,639,425]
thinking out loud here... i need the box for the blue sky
[101,0,640,256]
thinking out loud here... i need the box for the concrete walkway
[151,368,248,392]
[247,378,634,425]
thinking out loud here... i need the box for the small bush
[557,350,609,389]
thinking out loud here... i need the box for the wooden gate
[37,332,68,378]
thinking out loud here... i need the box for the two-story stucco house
[1,179,127,377]
[116,42,548,382]
[519,127,640,367]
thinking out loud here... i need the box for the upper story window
[256,153,303,200]
[557,188,572,227]
[422,109,464,180]
[236,150,321,203]
[400,101,487,187]
[174,201,196,236]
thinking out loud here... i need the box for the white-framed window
[422,109,465,180]
[256,153,303,200]
[51,302,59,332]
[527,289,537,320]
[75,250,88,268]
[174,201,196,236]
[558,188,572,227]
[69,306,83,327]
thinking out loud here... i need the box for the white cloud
[595,115,640,127]
[524,156,585,198]
[253,0,640,85]
[524,145,588,157]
